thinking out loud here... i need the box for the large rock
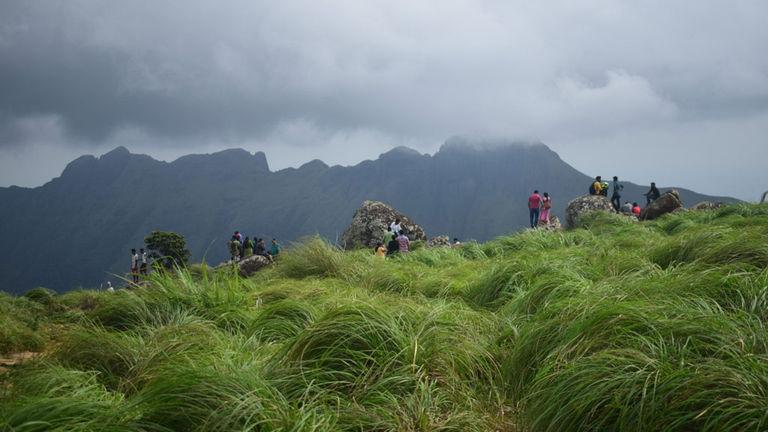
[340,201,427,250]
[216,254,272,277]
[641,190,684,220]
[540,215,563,231]
[691,201,723,211]
[427,236,451,248]
[565,195,615,229]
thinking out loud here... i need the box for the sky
[0,1,767,201]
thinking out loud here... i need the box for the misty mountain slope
[0,140,735,294]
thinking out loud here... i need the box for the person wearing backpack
[611,176,624,212]
[539,192,552,226]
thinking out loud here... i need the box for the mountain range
[0,138,736,294]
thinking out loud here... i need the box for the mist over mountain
[0,138,735,294]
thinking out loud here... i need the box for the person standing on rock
[644,183,661,205]
[590,176,603,195]
[229,235,241,263]
[130,249,139,283]
[528,190,542,228]
[243,237,254,257]
[396,230,410,253]
[611,176,624,212]
[539,192,552,226]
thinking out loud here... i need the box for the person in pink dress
[528,190,542,228]
[539,192,552,226]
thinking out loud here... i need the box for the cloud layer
[1,0,767,199]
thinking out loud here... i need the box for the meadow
[2,204,768,431]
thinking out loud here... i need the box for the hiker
[256,238,273,261]
[528,190,542,228]
[234,231,244,259]
[374,241,387,258]
[139,248,148,275]
[383,226,395,245]
[611,176,623,212]
[386,234,400,256]
[396,230,410,253]
[130,249,139,283]
[539,192,552,226]
[453,238,462,247]
[243,236,254,257]
[644,182,661,205]
[390,219,402,236]
[269,239,281,257]
[590,176,603,195]
[632,202,642,217]
[229,235,241,263]
[621,201,633,214]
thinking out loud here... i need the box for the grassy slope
[2,204,768,431]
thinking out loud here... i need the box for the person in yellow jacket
[590,176,603,195]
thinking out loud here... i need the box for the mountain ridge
[0,139,736,294]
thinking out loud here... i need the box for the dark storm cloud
[0,0,767,200]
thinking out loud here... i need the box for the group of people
[129,248,149,283]
[526,177,664,228]
[589,176,662,217]
[527,190,554,228]
[375,219,411,257]
[228,231,280,263]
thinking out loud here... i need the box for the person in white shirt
[139,248,148,275]
[389,219,402,235]
[130,249,139,283]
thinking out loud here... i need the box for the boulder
[340,201,427,250]
[640,190,684,220]
[427,236,451,248]
[216,254,272,277]
[564,195,615,229]
[691,201,724,211]
[540,215,563,231]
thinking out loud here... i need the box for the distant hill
[0,137,736,293]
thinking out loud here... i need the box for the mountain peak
[100,146,131,159]
[379,146,424,159]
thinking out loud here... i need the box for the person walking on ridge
[528,190,542,228]
[611,176,624,212]
[644,182,661,205]
[130,249,139,283]
[539,192,552,226]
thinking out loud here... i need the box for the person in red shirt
[632,202,642,217]
[528,190,543,228]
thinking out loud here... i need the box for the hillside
[2,204,768,430]
[0,138,736,294]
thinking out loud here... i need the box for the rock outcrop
[641,190,684,220]
[340,201,427,250]
[540,215,563,231]
[217,254,272,277]
[565,195,615,229]
[427,236,451,248]
[691,201,724,211]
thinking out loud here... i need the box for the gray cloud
[0,0,767,200]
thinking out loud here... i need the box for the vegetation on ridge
[2,203,768,431]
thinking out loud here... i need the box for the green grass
[2,203,768,431]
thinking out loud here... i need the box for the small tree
[144,230,191,269]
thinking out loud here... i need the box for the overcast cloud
[0,0,767,200]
